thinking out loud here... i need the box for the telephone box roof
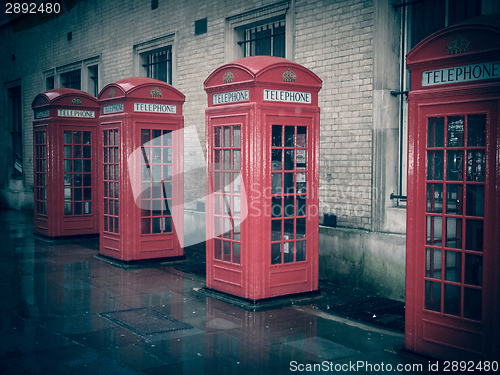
[204,56,322,90]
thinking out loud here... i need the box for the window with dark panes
[61,69,81,90]
[409,0,482,49]
[143,48,172,84]
[239,19,285,57]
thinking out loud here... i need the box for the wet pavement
[0,209,458,374]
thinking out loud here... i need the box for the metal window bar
[239,20,285,57]
[143,49,172,84]
[62,70,81,90]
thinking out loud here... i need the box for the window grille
[239,20,285,57]
[61,69,81,90]
[143,48,172,84]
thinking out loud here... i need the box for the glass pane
[74,202,82,215]
[84,202,91,214]
[463,288,482,321]
[283,241,294,263]
[428,117,444,147]
[152,217,161,233]
[426,216,442,246]
[213,172,222,192]
[73,145,82,158]
[64,146,72,158]
[296,149,306,170]
[214,127,221,148]
[466,150,485,182]
[426,248,442,279]
[425,280,441,312]
[271,220,282,241]
[464,254,482,286]
[445,217,462,249]
[64,174,72,186]
[83,145,91,158]
[64,188,72,201]
[74,174,82,186]
[272,197,282,218]
[74,160,82,172]
[284,173,294,194]
[233,220,241,241]
[466,185,484,217]
[233,196,241,216]
[443,284,461,317]
[233,126,241,148]
[284,197,294,217]
[163,217,172,233]
[445,251,461,282]
[284,218,294,239]
[297,126,307,147]
[224,173,231,193]
[152,147,161,162]
[233,242,240,264]
[447,116,464,147]
[73,131,82,144]
[214,150,221,169]
[223,127,231,147]
[74,188,82,201]
[272,149,282,170]
[64,160,72,172]
[284,150,294,170]
[224,150,231,170]
[446,184,463,214]
[64,131,72,144]
[164,130,172,146]
[296,218,306,239]
[467,114,485,147]
[271,243,282,264]
[233,150,241,170]
[272,173,282,194]
[223,241,231,262]
[141,129,151,145]
[64,202,72,215]
[296,196,306,216]
[152,129,162,145]
[285,126,294,147]
[427,150,443,180]
[214,239,221,260]
[296,240,306,262]
[272,125,282,147]
[83,131,91,144]
[164,148,172,163]
[83,160,91,173]
[465,219,483,252]
[447,151,463,181]
[426,183,443,213]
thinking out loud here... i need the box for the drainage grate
[99,307,193,336]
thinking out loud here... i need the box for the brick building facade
[1,0,498,300]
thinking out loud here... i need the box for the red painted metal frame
[204,56,322,301]
[32,89,99,238]
[406,23,500,361]
[97,78,185,262]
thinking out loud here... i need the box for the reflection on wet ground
[0,209,448,374]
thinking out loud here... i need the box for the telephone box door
[405,23,500,361]
[408,100,498,360]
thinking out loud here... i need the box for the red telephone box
[97,78,185,262]
[405,23,500,361]
[32,89,99,238]
[204,56,322,301]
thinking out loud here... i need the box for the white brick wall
[1,0,376,230]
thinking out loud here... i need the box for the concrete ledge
[319,226,406,301]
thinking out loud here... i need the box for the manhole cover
[100,307,193,336]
